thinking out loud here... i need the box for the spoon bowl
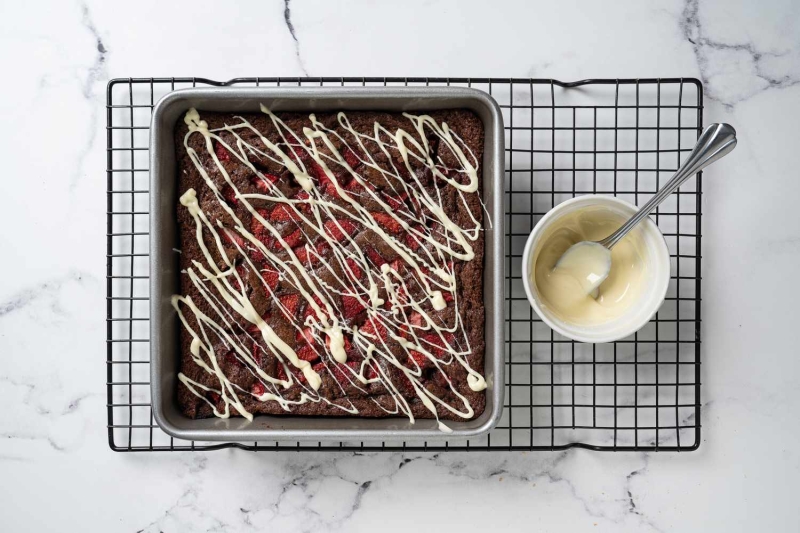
[554,241,611,295]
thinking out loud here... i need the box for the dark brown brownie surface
[175,109,485,421]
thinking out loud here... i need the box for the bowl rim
[521,195,671,344]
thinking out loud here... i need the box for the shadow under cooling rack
[106,77,702,452]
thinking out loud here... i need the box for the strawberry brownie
[173,106,486,431]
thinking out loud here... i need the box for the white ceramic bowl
[521,195,671,343]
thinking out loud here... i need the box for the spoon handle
[598,123,737,249]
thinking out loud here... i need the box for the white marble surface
[2,0,799,531]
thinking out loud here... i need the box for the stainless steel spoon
[556,123,737,296]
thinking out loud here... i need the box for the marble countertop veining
[1,0,799,531]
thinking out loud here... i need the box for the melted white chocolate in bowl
[533,207,648,326]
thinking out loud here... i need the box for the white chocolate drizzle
[173,106,487,431]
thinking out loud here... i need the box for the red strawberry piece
[332,361,361,385]
[294,241,328,264]
[397,373,416,395]
[400,309,422,335]
[296,345,320,363]
[371,212,402,234]
[293,245,309,263]
[345,257,363,280]
[224,350,242,368]
[385,285,408,311]
[232,263,248,292]
[443,291,454,303]
[422,332,455,358]
[397,286,409,304]
[278,293,300,317]
[251,173,279,193]
[408,224,425,244]
[418,264,432,279]
[344,178,376,196]
[344,179,363,195]
[324,219,357,242]
[389,258,403,272]
[341,294,366,320]
[221,227,245,249]
[384,192,408,211]
[308,161,327,181]
[270,204,300,222]
[291,150,327,184]
[251,381,266,396]
[261,268,279,292]
[248,247,266,264]
[344,148,360,169]
[360,319,387,341]
[408,350,430,369]
[318,173,344,198]
[276,364,288,382]
[303,294,325,321]
[251,209,271,240]
[296,326,315,346]
[404,232,422,251]
[221,184,239,206]
[364,246,386,267]
[292,190,311,209]
[214,140,231,162]
[289,365,307,384]
[312,361,326,374]
[315,241,331,259]
[287,146,308,164]
[206,391,221,403]
[364,364,378,380]
[276,228,305,248]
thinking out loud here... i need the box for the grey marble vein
[0,270,90,318]
[0,454,31,463]
[69,2,108,190]
[0,374,100,453]
[680,0,800,107]
[623,456,665,533]
[1,432,67,453]
[79,2,106,99]
[123,443,706,532]
[284,0,309,76]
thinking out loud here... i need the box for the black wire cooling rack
[107,77,703,452]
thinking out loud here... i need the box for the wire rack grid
[107,77,703,452]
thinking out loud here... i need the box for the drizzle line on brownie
[174,106,486,432]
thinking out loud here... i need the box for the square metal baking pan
[150,86,505,442]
